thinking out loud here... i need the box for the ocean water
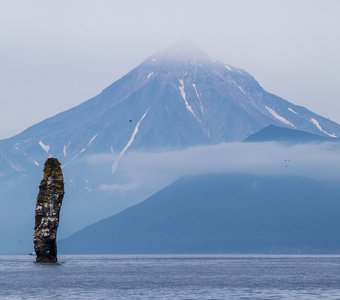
[1,255,340,299]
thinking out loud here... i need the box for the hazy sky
[0,0,339,139]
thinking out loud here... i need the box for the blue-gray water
[1,255,340,299]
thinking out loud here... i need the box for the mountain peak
[157,39,209,62]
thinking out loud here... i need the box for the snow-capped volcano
[1,41,340,254]
[1,40,339,172]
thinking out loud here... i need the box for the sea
[1,255,340,299]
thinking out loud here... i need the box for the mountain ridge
[244,125,338,143]
[60,173,340,254]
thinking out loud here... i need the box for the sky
[0,0,339,139]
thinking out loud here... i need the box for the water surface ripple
[1,255,340,299]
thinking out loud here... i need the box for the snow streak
[224,65,232,71]
[265,106,295,128]
[310,118,337,138]
[192,83,204,113]
[178,79,201,122]
[87,134,98,146]
[63,145,68,157]
[288,108,298,115]
[237,84,246,95]
[73,148,87,160]
[39,141,50,153]
[112,108,150,174]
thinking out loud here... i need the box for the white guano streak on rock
[112,108,150,174]
[265,106,295,128]
[310,117,337,138]
[178,79,201,123]
[39,141,50,153]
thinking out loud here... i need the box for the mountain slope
[1,41,340,175]
[60,174,340,254]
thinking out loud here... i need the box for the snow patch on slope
[288,108,298,115]
[73,148,87,160]
[85,186,93,192]
[178,79,201,122]
[39,141,50,153]
[192,83,204,113]
[237,84,246,95]
[192,83,200,99]
[63,144,68,157]
[225,65,232,71]
[112,108,150,173]
[87,134,98,147]
[231,80,246,95]
[310,118,337,138]
[265,106,295,128]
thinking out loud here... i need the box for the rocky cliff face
[34,158,64,263]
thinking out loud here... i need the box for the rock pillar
[34,158,64,263]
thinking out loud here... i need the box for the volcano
[1,40,339,174]
[1,41,339,254]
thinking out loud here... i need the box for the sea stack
[34,158,65,263]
